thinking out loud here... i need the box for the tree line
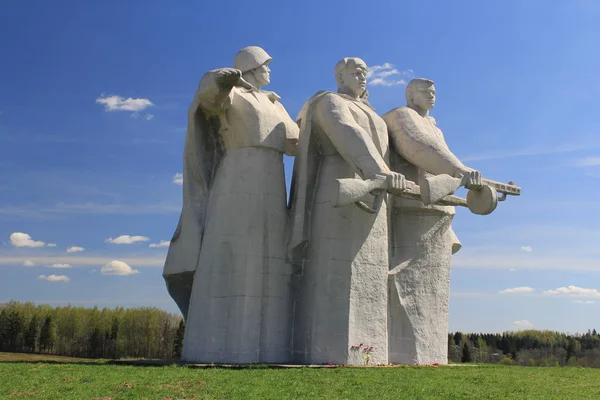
[0,301,185,359]
[449,329,600,367]
[3,301,599,367]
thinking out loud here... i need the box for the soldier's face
[253,63,271,86]
[340,64,368,97]
[412,85,436,110]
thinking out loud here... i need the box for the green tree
[24,314,39,352]
[4,309,24,351]
[461,342,472,363]
[173,319,185,359]
[39,315,56,353]
[88,327,104,358]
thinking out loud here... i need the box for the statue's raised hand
[215,68,254,90]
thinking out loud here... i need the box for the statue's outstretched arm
[194,68,243,114]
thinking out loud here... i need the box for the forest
[1,301,599,367]
[449,329,600,367]
[0,301,184,359]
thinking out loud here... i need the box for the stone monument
[382,78,519,364]
[163,50,521,366]
[288,57,406,365]
[163,46,299,363]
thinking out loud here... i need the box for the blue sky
[1,0,600,334]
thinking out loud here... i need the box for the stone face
[163,47,299,364]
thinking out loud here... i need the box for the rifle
[335,174,519,215]
[421,174,520,205]
[335,174,467,214]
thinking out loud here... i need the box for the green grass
[1,356,600,399]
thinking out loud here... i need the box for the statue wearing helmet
[163,46,299,364]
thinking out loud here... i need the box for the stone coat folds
[164,69,299,364]
[383,107,462,365]
[288,91,392,365]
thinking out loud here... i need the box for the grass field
[2,353,600,399]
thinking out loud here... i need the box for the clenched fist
[215,68,253,90]
[459,168,483,190]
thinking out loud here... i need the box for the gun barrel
[401,182,468,207]
[482,179,520,196]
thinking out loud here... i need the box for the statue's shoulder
[383,106,417,119]
[383,107,419,130]
[303,91,338,112]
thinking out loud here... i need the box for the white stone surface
[288,58,405,366]
[382,78,482,365]
[163,46,299,364]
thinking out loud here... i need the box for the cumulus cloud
[149,240,170,248]
[173,173,183,185]
[101,260,140,276]
[96,95,153,112]
[67,246,85,253]
[10,232,48,248]
[521,246,533,252]
[573,300,596,304]
[38,274,70,283]
[22,260,35,267]
[511,320,534,330]
[499,287,535,294]
[105,235,150,245]
[50,263,71,269]
[543,285,600,298]
[367,63,414,87]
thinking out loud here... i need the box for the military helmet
[233,46,272,73]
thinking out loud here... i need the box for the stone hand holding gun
[335,170,520,215]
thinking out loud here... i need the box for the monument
[163,50,521,366]
[288,57,405,365]
[383,78,480,364]
[163,46,299,363]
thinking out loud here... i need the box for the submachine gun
[335,173,520,215]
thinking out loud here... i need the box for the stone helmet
[233,46,272,73]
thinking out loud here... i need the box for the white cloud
[367,64,413,87]
[50,263,71,269]
[96,95,153,112]
[149,240,170,248]
[38,274,70,283]
[47,243,57,247]
[576,157,600,167]
[22,260,35,267]
[145,114,154,121]
[0,255,165,268]
[67,246,85,253]
[101,260,140,276]
[10,232,47,248]
[173,173,183,185]
[509,268,517,272]
[573,300,596,304]
[543,285,600,298]
[521,246,533,252]
[105,235,150,245]
[511,320,534,330]
[499,287,535,294]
